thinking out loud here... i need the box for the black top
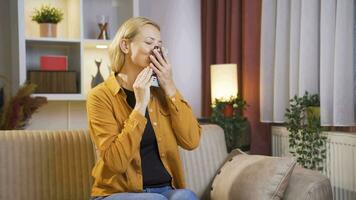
[122,88,172,188]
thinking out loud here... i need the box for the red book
[40,55,68,71]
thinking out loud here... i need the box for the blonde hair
[109,17,160,73]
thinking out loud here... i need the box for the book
[40,55,68,71]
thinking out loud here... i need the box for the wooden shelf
[26,37,81,43]
[83,0,133,40]
[15,0,138,101]
[83,39,112,49]
[24,0,81,39]
[32,93,86,101]
[25,40,81,71]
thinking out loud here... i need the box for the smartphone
[151,46,163,87]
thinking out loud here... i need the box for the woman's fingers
[153,48,166,65]
[134,67,149,86]
[149,55,164,71]
[149,63,162,77]
[142,68,153,86]
[135,68,147,85]
[149,55,169,77]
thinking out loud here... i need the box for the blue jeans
[90,186,198,200]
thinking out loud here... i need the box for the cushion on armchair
[210,150,296,200]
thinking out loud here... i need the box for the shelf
[33,93,86,101]
[16,0,137,101]
[25,40,81,94]
[83,39,112,49]
[24,0,81,39]
[26,37,81,43]
[83,0,133,40]
[25,41,81,71]
[83,43,111,96]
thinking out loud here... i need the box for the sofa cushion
[179,124,228,199]
[283,166,333,200]
[210,151,296,200]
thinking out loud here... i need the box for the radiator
[272,126,356,200]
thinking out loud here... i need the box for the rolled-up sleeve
[165,90,201,150]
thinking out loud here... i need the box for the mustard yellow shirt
[86,74,201,197]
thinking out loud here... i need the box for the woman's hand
[149,47,177,97]
[133,67,153,115]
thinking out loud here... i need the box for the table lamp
[210,63,238,117]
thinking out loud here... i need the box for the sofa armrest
[284,166,333,200]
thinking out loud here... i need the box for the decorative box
[40,55,68,71]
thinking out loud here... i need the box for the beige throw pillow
[210,151,296,200]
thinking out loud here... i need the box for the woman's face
[129,24,162,68]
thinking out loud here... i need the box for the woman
[86,17,201,200]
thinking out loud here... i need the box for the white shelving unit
[14,0,139,100]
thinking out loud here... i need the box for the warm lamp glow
[210,64,238,103]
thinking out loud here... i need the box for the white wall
[139,0,202,117]
[0,0,12,97]
[27,101,88,130]
[4,0,202,130]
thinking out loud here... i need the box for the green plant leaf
[31,4,64,24]
[285,91,326,171]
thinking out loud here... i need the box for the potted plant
[285,92,326,171]
[0,75,47,130]
[31,5,64,37]
[210,95,249,152]
[302,92,320,124]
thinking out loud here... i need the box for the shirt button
[158,137,162,142]
[171,97,176,102]
[161,153,165,157]
[149,109,153,112]
[153,122,157,126]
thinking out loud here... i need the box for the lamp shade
[210,63,238,103]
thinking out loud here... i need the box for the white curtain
[260,0,355,126]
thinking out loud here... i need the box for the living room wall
[1,0,202,130]
[0,0,12,99]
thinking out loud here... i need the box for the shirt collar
[105,74,122,96]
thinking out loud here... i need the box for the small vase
[223,103,234,117]
[96,15,109,40]
[91,59,104,88]
[97,22,109,40]
[39,23,57,37]
[306,106,320,124]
